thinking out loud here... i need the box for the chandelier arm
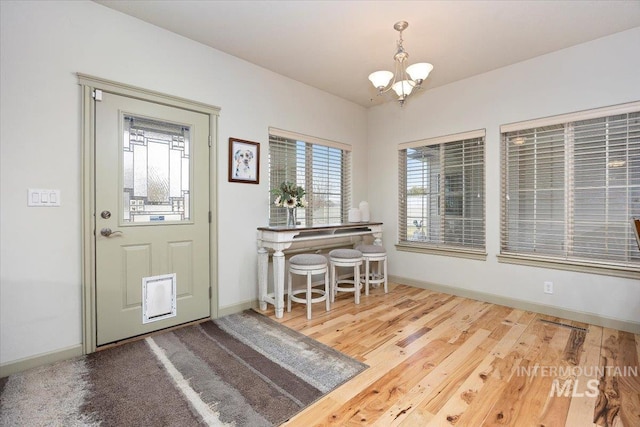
[397,58,412,98]
[375,84,396,95]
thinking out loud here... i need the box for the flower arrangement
[271,181,308,208]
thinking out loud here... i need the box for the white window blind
[501,105,640,270]
[269,130,351,226]
[398,130,485,252]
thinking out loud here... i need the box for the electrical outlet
[544,281,554,294]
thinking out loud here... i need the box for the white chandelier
[368,21,433,106]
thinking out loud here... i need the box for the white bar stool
[329,249,364,304]
[356,244,388,295]
[287,254,330,319]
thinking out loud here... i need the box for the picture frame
[228,138,260,184]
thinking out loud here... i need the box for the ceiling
[95,1,640,108]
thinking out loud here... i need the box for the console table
[257,222,383,318]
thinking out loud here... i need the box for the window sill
[497,253,640,280]
[396,242,487,261]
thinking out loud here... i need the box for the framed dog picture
[228,138,260,184]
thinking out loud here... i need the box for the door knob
[100,227,123,237]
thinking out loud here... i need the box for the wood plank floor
[258,283,640,426]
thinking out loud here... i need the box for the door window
[123,115,191,223]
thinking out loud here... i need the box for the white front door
[94,91,211,346]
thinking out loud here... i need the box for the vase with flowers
[271,181,308,227]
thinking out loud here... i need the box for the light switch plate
[28,189,61,207]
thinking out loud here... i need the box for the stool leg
[306,272,312,320]
[364,258,370,296]
[331,263,336,303]
[324,269,330,312]
[287,270,292,313]
[383,258,388,293]
[354,264,360,305]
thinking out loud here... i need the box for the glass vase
[286,207,297,227]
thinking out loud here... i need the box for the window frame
[268,128,351,227]
[499,101,640,279]
[397,129,487,260]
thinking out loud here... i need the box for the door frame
[78,74,220,354]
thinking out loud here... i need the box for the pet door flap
[142,273,177,324]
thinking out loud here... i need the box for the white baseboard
[390,275,640,335]
[0,344,83,378]
[217,299,259,317]
[1,301,256,378]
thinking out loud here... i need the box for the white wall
[368,27,640,329]
[0,1,367,365]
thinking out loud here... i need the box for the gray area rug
[0,310,367,426]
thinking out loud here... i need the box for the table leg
[272,249,285,318]
[257,247,268,311]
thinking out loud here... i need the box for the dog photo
[228,138,260,184]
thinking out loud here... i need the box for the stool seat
[288,253,329,320]
[329,248,363,304]
[355,244,388,295]
[329,248,363,259]
[290,253,328,267]
[355,244,387,255]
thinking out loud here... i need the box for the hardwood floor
[259,283,640,426]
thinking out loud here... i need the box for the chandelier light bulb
[406,63,434,85]
[392,80,414,97]
[368,70,394,90]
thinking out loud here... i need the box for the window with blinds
[398,130,485,254]
[501,102,640,272]
[269,129,351,226]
